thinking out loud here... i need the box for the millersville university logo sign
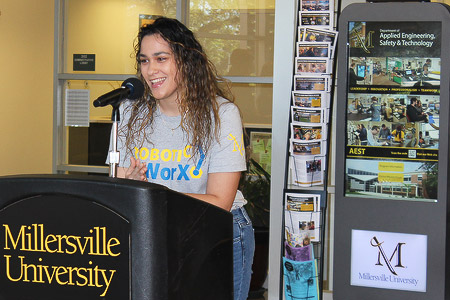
[370,236,405,276]
[350,230,427,292]
[0,194,130,300]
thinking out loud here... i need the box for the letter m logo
[371,236,406,275]
[350,28,374,54]
[227,134,245,156]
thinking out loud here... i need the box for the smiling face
[138,34,180,105]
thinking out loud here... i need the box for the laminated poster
[345,21,440,201]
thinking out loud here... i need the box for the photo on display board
[344,20,441,201]
[349,56,441,88]
[345,159,438,200]
[346,93,439,148]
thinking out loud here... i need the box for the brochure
[292,124,326,141]
[303,27,338,50]
[285,192,320,212]
[292,91,327,109]
[290,139,324,156]
[299,11,333,29]
[289,155,324,187]
[285,229,311,248]
[295,57,330,75]
[292,106,326,124]
[294,75,330,92]
[300,0,333,12]
[285,242,314,262]
[285,210,320,241]
[297,41,331,58]
[283,257,319,300]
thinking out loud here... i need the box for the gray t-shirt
[109,96,247,208]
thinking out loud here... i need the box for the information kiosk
[334,2,450,299]
[0,175,233,300]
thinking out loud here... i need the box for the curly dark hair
[122,17,234,160]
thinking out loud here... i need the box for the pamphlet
[285,242,314,262]
[289,155,324,187]
[283,257,319,300]
[285,210,320,242]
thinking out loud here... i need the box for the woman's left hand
[123,157,148,181]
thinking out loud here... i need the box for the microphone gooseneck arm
[93,78,145,178]
[109,103,121,178]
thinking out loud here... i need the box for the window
[54,0,274,173]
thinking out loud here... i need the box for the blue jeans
[232,206,255,300]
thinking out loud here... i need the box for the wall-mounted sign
[73,54,95,71]
[351,229,427,292]
[139,14,162,28]
[0,194,130,300]
[344,21,441,201]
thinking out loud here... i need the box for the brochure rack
[334,2,450,300]
[280,0,339,299]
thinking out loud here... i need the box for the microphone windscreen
[122,77,145,100]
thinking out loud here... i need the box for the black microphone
[93,77,145,107]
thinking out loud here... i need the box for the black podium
[0,174,233,300]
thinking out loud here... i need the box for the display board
[345,20,441,202]
[334,2,450,300]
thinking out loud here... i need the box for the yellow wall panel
[0,0,54,175]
